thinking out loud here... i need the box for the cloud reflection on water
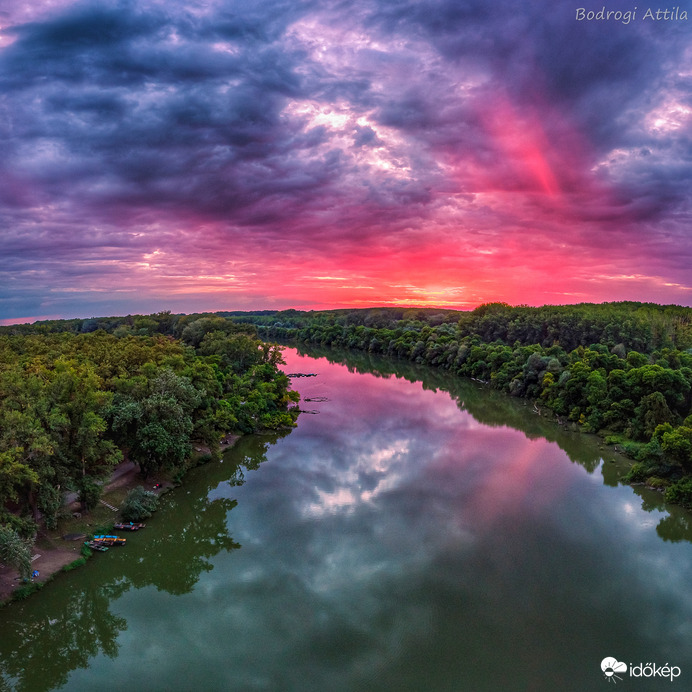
[6,346,692,692]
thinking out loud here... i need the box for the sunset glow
[1,0,691,321]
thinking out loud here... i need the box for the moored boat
[92,535,127,546]
[84,541,109,552]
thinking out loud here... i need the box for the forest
[0,313,299,579]
[231,302,692,506]
[3,301,692,580]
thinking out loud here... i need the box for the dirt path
[0,536,83,604]
[0,442,239,605]
[0,461,168,604]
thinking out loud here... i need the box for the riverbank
[2,345,691,691]
[279,335,692,507]
[0,436,239,605]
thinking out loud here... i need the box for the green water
[1,346,692,691]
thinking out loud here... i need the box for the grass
[62,558,87,572]
[2,447,228,608]
[11,581,44,601]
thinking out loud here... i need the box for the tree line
[0,316,299,578]
[3,301,692,578]
[235,302,692,506]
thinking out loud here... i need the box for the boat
[113,522,146,531]
[92,535,127,546]
[84,541,109,552]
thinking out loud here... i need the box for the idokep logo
[601,658,627,683]
[600,657,682,683]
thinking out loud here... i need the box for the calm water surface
[1,347,692,691]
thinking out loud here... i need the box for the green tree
[111,369,201,477]
[46,362,122,511]
[120,486,158,522]
[0,524,32,580]
[660,426,692,471]
[629,391,675,441]
[0,449,39,510]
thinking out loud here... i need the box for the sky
[1,0,691,322]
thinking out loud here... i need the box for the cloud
[0,0,691,319]
[601,658,628,674]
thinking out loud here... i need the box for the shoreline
[282,338,692,505]
[0,435,240,606]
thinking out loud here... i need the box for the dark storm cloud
[1,2,358,240]
[359,0,690,190]
[363,0,679,124]
[0,0,690,319]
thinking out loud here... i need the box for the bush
[0,525,33,580]
[621,441,644,458]
[120,486,158,522]
[645,476,668,490]
[62,557,87,571]
[12,581,43,601]
[623,462,651,483]
[665,478,692,508]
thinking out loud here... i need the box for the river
[1,346,692,691]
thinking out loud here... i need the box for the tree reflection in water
[0,433,286,692]
[296,344,607,473]
[295,344,692,548]
[657,509,692,543]
[0,584,126,692]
